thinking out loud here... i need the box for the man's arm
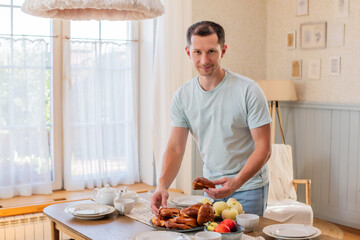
[151,126,189,214]
[204,123,271,199]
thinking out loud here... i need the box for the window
[0,1,139,197]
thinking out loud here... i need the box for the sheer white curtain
[152,0,192,183]
[63,40,139,191]
[0,38,52,198]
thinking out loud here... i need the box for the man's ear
[185,46,191,58]
[221,44,227,58]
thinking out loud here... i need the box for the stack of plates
[263,224,321,239]
[65,203,116,220]
[171,195,212,207]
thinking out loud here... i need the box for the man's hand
[150,187,169,215]
[203,177,239,199]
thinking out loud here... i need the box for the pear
[226,198,238,206]
[213,201,228,216]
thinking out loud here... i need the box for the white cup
[114,198,134,215]
[195,231,221,240]
[236,213,259,232]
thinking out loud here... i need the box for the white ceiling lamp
[21,0,165,21]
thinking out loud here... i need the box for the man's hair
[186,21,225,47]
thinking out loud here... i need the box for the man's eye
[209,50,216,53]
[194,51,201,54]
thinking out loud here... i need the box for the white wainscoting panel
[278,102,360,229]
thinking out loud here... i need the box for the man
[151,21,271,216]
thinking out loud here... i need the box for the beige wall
[191,0,267,80]
[266,0,360,104]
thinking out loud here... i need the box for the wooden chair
[264,144,313,225]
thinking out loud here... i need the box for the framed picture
[297,0,309,16]
[329,57,341,75]
[335,0,349,18]
[308,59,321,79]
[291,60,302,79]
[300,22,327,49]
[287,31,296,49]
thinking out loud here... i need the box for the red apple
[214,224,230,233]
[220,219,237,232]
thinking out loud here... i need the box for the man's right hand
[150,187,169,215]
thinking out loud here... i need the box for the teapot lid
[100,184,116,193]
[122,186,137,197]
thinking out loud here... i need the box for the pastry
[197,203,215,225]
[192,177,215,190]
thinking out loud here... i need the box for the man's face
[185,33,227,77]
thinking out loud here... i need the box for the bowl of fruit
[205,219,244,240]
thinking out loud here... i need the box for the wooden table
[43,195,340,240]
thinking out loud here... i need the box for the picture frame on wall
[300,22,327,49]
[329,56,341,75]
[291,60,302,79]
[308,59,321,79]
[335,0,349,18]
[287,31,296,49]
[297,0,309,16]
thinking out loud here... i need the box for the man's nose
[200,54,209,64]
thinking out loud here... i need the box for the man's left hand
[203,177,238,199]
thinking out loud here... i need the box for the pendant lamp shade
[21,0,165,21]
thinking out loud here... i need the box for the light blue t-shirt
[170,69,272,191]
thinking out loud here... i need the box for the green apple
[221,207,238,221]
[229,202,243,214]
[206,221,218,231]
[213,201,228,216]
[201,197,212,205]
[226,198,238,206]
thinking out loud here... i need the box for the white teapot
[93,184,119,206]
[114,186,139,204]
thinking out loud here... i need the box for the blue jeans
[206,183,269,216]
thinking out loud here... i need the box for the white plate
[263,224,321,240]
[273,224,316,238]
[130,231,191,240]
[65,203,116,219]
[171,195,211,207]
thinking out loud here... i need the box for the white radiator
[0,213,71,240]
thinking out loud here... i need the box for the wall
[191,0,267,80]
[266,0,360,228]
[266,0,360,103]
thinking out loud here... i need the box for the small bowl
[195,231,221,240]
[236,214,259,232]
[204,224,244,240]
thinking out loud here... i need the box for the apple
[226,198,238,206]
[201,197,212,205]
[214,224,230,233]
[229,202,243,214]
[220,219,237,232]
[221,207,238,221]
[213,201,228,216]
[206,221,218,231]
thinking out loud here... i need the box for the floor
[314,218,360,240]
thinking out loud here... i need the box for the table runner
[126,199,264,240]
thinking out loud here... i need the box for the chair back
[267,144,297,202]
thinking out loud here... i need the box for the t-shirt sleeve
[246,82,272,129]
[170,90,189,128]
